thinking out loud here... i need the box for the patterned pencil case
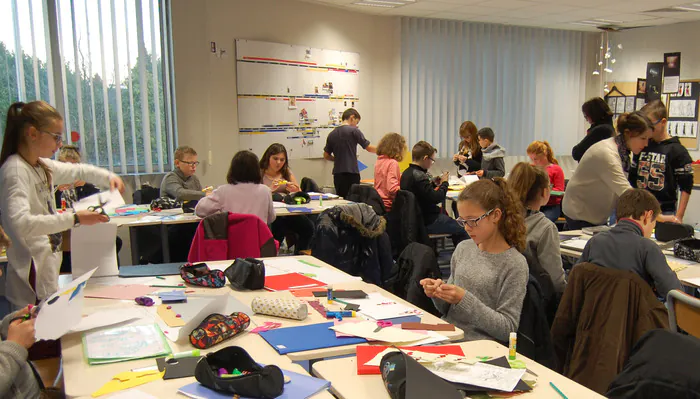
[251,297,308,321]
[189,312,251,349]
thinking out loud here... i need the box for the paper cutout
[401,322,455,331]
[71,308,143,333]
[157,304,186,327]
[91,370,164,397]
[35,268,97,340]
[158,290,187,303]
[71,223,119,278]
[250,321,282,334]
[329,320,427,343]
[85,285,156,300]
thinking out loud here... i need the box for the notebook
[259,322,367,354]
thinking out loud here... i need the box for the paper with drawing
[35,268,97,340]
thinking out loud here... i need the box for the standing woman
[260,143,314,253]
[527,141,565,222]
[0,101,124,310]
[453,121,482,175]
[572,97,615,162]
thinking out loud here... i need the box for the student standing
[0,101,123,309]
[469,128,505,178]
[420,178,528,342]
[452,121,482,175]
[527,141,565,222]
[260,143,314,253]
[323,109,376,198]
[629,100,693,222]
[572,97,615,162]
[374,133,406,212]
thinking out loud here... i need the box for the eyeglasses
[41,131,64,144]
[456,208,495,228]
[651,119,663,126]
[428,157,436,163]
[179,160,200,166]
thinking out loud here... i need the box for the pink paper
[85,285,156,300]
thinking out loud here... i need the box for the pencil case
[251,297,308,321]
[189,312,250,349]
[180,262,226,288]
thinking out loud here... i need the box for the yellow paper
[398,149,412,172]
[92,370,164,397]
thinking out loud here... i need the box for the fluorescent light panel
[352,0,415,8]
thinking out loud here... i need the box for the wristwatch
[73,213,80,227]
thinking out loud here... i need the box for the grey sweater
[579,219,682,299]
[524,211,567,300]
[160,168,204,202]
[0,312,41,399]
[480,143,506,179]
[433,240,528,342]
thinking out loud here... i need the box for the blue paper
[158,290,187,303]
[119,263,182,277]
[178,367,330,399]
[381,315,421,324]
[286,207,314,213]
[259,322,366,354]
[357,160,368,172]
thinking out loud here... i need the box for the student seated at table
[468,127,505,178]
[400,141,468,246]
[579,189,681,300]
[527,141,565,222]
[260,143,313,253]
[509,162,566,308]
[0,305,41,399]
[420,178,528,342]
[196,151,276,224]
[374,132,406,212]
[160,146,211,203]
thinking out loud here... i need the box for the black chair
[386,190,431,259]
[300,177,320,193]
[346,184,386,216]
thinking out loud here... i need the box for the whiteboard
[236,40,360,159]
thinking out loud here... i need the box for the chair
[346,184,386,216]
[188,212,278,262]
[386,190,431,259]
[667,289,700,338]
[518,275,556,369]
[300,177,320,193]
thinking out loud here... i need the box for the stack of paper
[344,292,423,321]
[83,324,171,365]
[329,320,440,344]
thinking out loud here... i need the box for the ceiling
[300,0,700,31]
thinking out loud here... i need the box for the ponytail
[457,177,526,251]
[616,111,653,137]
[526,140,558,165]
[508,162,550,207]
[0,102,27,167]
[542,141,558,165]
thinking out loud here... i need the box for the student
[509,162,566,304]
[563,112,652,230]
[0,101,122,310]
[452,121,482,175]
[323,109,376,198]
[572,97,615,162]
[54,146,99,207]
[0,305,40,398]
[196,151,275,224]
[260,143,313,253]
[629,100,693,222]
[420,178,528,342]
[469,127,505,178]
[374,132,406,212]
[579,189,681,299]
[527,141,565,222]
[160,146,211,202]
[400,141,468,245]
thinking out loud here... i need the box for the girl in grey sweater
[421,178,528,342]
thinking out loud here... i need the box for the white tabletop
[312,340,605,399]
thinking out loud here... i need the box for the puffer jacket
[310,203,392,286]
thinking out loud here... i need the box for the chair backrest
[387,190,430,258]
[133,184,160,205]
[188,212,277,262]
[667,289,700,338]
[346,184,386,216]
[300,177,320,193]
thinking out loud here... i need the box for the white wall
[171,0,401,188]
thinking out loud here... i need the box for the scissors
[374,320,393,332]
[88,196,110,220]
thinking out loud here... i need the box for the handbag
[150,196,182,210]
[674,238,700,263]
[283,192,311,205]
[194,346,284,399]
[180,263,226,288]
[656,222,694,242]
[189,312,251,349]
[224,258,265,290]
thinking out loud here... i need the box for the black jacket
[346,184,386,216]
[386,190,431,259]
[572,122,615,161]
[400,164,448,225]
[387,243,442,316]
[518,275,556,370]
[54,182,100,207]
[310,203,392,286]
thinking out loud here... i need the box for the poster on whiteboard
[235,40,360,159]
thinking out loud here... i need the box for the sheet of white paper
[663,76,680,94]
[427,361,526,392]
[460,175,479,185]
[329,320,427,343]
[103,389,158,399]
[273,202,287,209]
[560,237,589,251]
[345,292,423,320]
[71,223,118,278]
[71,308,144,333]
[72,190,125,213]
[35,268,97,340]
[448,176,464,186]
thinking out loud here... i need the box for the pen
[549,382,568,399]
[150,284,186,288]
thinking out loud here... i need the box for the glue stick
[508,332,517,360]
[326,286,333,304]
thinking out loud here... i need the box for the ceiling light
[353,2,396,7]
[604,67,613,73]
[352,0,415,7]
[611,58,616,64]
[592,70,600,75]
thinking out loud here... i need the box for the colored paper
[157,290,187,303]
[401,322,455,331]
[356,345,465,375]
[119,263,183,277]
[285,206,314,213]
[364,348,475,367]
[35,268,97,340]
[357,160,368,172]
[71,223,119,278]
[264,272,326,291]
[329,320,427,343]
[258,322,367,354]
[91,370,164,397]
[85,284,156,300]
[157,304,186,327]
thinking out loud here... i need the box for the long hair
[376,132,406,161]
[508,162,550,207]
[457,178,526,251]
[458,121,480,158]
[526,141,558,165]
[582,97,613,125]
[259,143,291,181]
[617,111,653,138]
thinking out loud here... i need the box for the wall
[171,0,401,188]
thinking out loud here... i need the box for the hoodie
[480,143,506,178]
[523,211,566,301]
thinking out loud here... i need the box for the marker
[166,349,201,360]
[298,259,321,268]
[155,276,166,280]
[332,298,350,305]
[549,382,568,399]
[326,311,356,318]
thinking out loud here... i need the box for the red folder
[355,345,465,375]
[264,273,326,292]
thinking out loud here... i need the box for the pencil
[549,382,568,399]
[150,284,186,288]
[298,259,322,268]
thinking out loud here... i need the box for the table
[61,256,462,397]
[312,340,605,399]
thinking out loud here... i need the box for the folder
[259,322,367,354]
[264,273,326,292]
[119,263,182,277]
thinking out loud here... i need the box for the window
[0,0,177,174]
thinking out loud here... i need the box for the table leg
[129,226,139,265]
[161,224,171,263]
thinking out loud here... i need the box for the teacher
[571,97,615,162]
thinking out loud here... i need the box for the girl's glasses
[41,131,64,144]
[456,208,495,228]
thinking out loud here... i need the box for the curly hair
[376,133,406,161]
[458,177,526,251]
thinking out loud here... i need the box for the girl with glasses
[420,178,528,342]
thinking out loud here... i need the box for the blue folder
[259,322,367,354]
[118,263,182,277]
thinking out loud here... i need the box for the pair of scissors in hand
[88,196,110,220]
[374,320,393,332]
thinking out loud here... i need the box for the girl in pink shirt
[527,141,565,223]
[374,133,407,212]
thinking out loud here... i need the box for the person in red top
[527,141,565,222]
[373,133,406,211]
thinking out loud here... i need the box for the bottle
[508,332,517,360]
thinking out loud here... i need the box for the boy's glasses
[41,131,64,144]
[456,208,495,228]
[179,160,200,166]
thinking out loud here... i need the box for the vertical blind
[401,18,587,159]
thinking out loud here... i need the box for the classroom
[2,0,700,398]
